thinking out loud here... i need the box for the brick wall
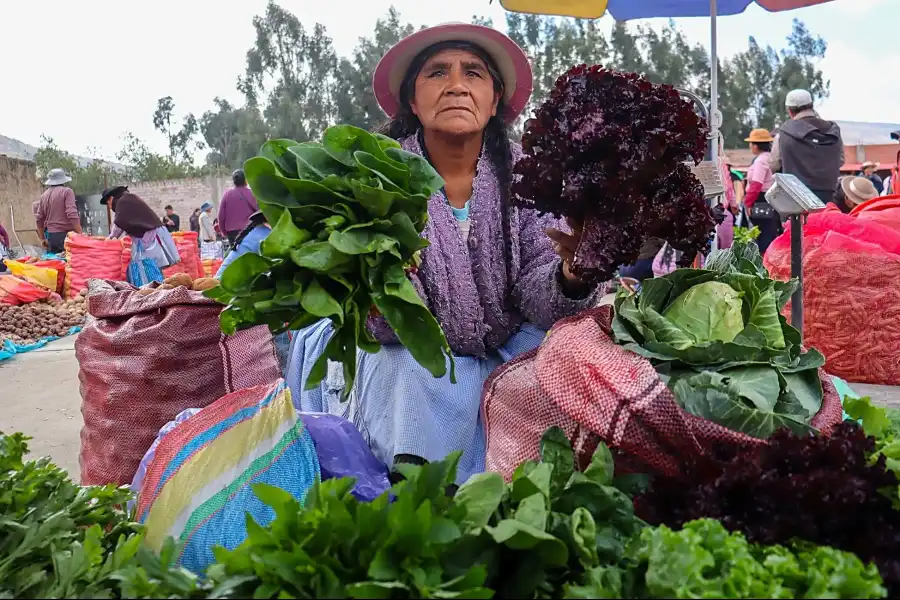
[0,155,43,246]
[128,175,234,227]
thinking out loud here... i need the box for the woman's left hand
[546,217,583,282]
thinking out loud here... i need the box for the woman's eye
[427,69,446,78]
[466,70,482,78]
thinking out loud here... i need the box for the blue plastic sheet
[0,326,82,362]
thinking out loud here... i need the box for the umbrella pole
[709,0,719,163]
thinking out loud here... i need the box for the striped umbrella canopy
[498,0,836,20]
[499,0,838,160]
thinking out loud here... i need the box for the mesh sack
[764,208,900,385]
[64,234,126,298]
[76,278,281,486]
[484,306,843,481]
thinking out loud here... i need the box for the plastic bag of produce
[76,278,281,486]
[64,234,125,298]
[133,380,321,574]
[0,274,53,305]
[484,305,843,480]
[3,259,58,291]
[764,208,900,385]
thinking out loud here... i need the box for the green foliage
[1,427,885,599]
[209,125,454,393]
[152,96,204,164]
[32,136,125,196]
[612,241,825,439]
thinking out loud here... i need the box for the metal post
[709,0,718,163]
[790,214,804,338]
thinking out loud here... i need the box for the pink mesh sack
[76,279,281,485]
[484,306,843,481]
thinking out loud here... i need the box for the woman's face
[409,48,500,138]
[749,142,759,155]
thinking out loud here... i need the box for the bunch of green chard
[612,241,826,438]
[207,125,454,393]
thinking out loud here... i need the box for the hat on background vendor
[840,176,879,209]
[859,161,884,194]
[99,186,129,207]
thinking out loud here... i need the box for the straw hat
[372,23,533,123]
[841,176,879,207]
[745,129,775,143]
[861,161,880,170]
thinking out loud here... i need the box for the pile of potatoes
[134,273,219,296]
[0,289,87,346]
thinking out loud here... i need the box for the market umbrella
[499,0,838,161]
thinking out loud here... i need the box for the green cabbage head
[662,281,745,343]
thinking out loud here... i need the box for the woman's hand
[546,217,583,282]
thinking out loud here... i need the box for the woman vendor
[742,129,778,253]
[104,187,179,281]
[286,23,607,484]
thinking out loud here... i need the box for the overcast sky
[0,0,891,160]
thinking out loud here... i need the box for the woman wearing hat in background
[287,23,605,484]
[104,187,179,285]
[743,128,779,254]
[859,161,884,195]
[198,203,216,243]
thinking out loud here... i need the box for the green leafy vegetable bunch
[209,125,454,393]
[612,240,826,438]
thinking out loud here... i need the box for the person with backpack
[217,169,259,245]
[769,89,844,205]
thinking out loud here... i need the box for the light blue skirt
[285,320,546,484]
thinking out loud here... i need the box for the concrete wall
[0,155,43,247]
[128,175,234,226]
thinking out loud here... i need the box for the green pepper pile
[208,125,454,393]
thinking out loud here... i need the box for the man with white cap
[35,168,83,253]
[768,89,843,205]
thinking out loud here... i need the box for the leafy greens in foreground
[207,125,454,393]
[0,429,886,599]
[612,240,825,438]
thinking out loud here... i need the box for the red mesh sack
[202,258,223,278]
[483,306,843,481]
[75,279,281,486]
[65,234,126,298]
[764,208,900,385]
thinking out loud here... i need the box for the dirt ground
[2,331,900,481]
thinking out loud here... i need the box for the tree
[334,7,416,130]
[239,1,340,141]
[200,97,269,170]
[33,136,122,196]
[117,133,201,182]
[152,96,203,163]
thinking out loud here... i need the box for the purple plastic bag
[299,412,391,502]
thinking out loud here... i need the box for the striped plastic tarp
[136,379,320,573]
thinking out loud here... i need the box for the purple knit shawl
[367,133,603,357]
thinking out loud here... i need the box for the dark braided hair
[376,40,516,304]
[232,212,268,248]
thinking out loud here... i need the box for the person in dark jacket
[769,89,843,205]
[188,208,201,234]
[859,161,884,194]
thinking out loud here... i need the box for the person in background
[858,161,884,194]
[744,129,779,254]
[213,218,223,241]
[288,23,604,484]
[199,203,216,242]
[162,205,181,232]
[189,208,201,234]
[0,222,10,270]
[769,89,843,205]
[839,176,878,211]
[35,168,83,253]
[218,169,259,245]
[105,189,179,282]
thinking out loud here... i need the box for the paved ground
[2,330,899,481]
